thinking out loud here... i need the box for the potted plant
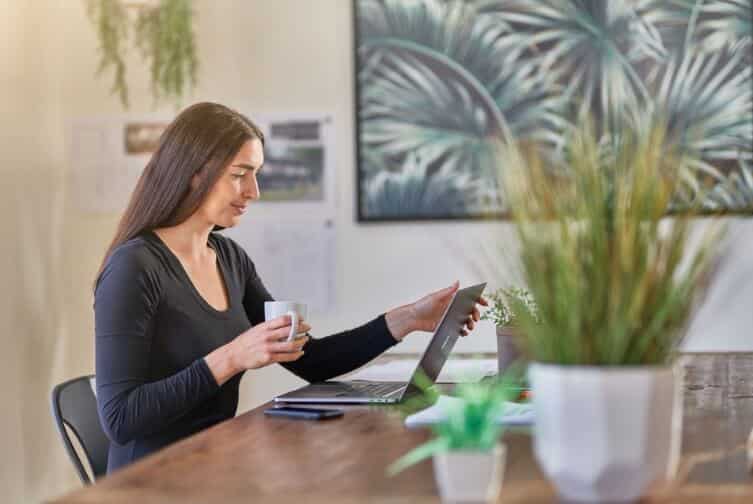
[387,376,519,502]
[85,0,198,108]
[481,286,538,374]
[500,121,722,502]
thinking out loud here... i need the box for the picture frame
[353,0,752,222]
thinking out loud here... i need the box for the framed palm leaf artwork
[354,0,752,221]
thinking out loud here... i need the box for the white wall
[1,0,751,501]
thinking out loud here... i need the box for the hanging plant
[85,0,130,106]
[85,0,198,108]
[134,0,197,106]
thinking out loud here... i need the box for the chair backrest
[50,375,109,484]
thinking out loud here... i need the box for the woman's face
[196,138,264,228]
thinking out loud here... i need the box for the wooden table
[51,353,753,503]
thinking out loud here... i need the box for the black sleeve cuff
[374,313,401,346]
[196,357,222,391]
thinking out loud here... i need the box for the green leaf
[386,437,450,477]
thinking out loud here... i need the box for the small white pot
[433,443,506,503]
[529,363,682,503]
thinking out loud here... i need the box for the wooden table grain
[50,353,753,503]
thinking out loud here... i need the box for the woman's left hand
[386,281,488,342]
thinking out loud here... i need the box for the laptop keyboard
[346,381,406,397]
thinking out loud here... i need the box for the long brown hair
[94,102,264,289]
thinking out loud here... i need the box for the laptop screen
[403,283,486,397]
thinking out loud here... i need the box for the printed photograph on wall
[354,0,752,221]
[259,143,325,201]
[124,122,168,155]
[258,120,326,202]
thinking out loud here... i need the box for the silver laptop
[274,283,486,404]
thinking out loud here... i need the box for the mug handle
[286,310,299,342]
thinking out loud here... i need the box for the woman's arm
[281,284,479,381]
[95,246,219,445]
[238,244,483,383]
[280,316,398,382]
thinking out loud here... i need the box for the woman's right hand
[205,315,310,385]
[230,315,311,370]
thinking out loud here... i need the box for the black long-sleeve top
[94,230,397,473]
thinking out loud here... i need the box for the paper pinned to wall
[67,116,170,213]
[223,218,336,314]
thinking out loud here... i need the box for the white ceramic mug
[264,301,307,341]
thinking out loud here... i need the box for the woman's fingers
[264,326,295,342]
[263,315,310,332]
[437,281,460,297]
[297,321,312,334]
[264,314,295,330]
[287,322,312,341]
[268,337,308,353]
[457,298,485,336]
[273,351,305,363]
[263,322,312,342]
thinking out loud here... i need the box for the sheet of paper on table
[347,359,498,383]
[405,395,534,428]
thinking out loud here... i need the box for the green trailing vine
[85,0,197,108]
[134,0,197,106]
[86,0,130,107]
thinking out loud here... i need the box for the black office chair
[50,375,109,484]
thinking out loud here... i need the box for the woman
[94,102,485,473]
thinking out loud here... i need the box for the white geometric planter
[529,363,682,503]
[433,443,506,503]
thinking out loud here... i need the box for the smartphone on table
[263,405,344,420]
